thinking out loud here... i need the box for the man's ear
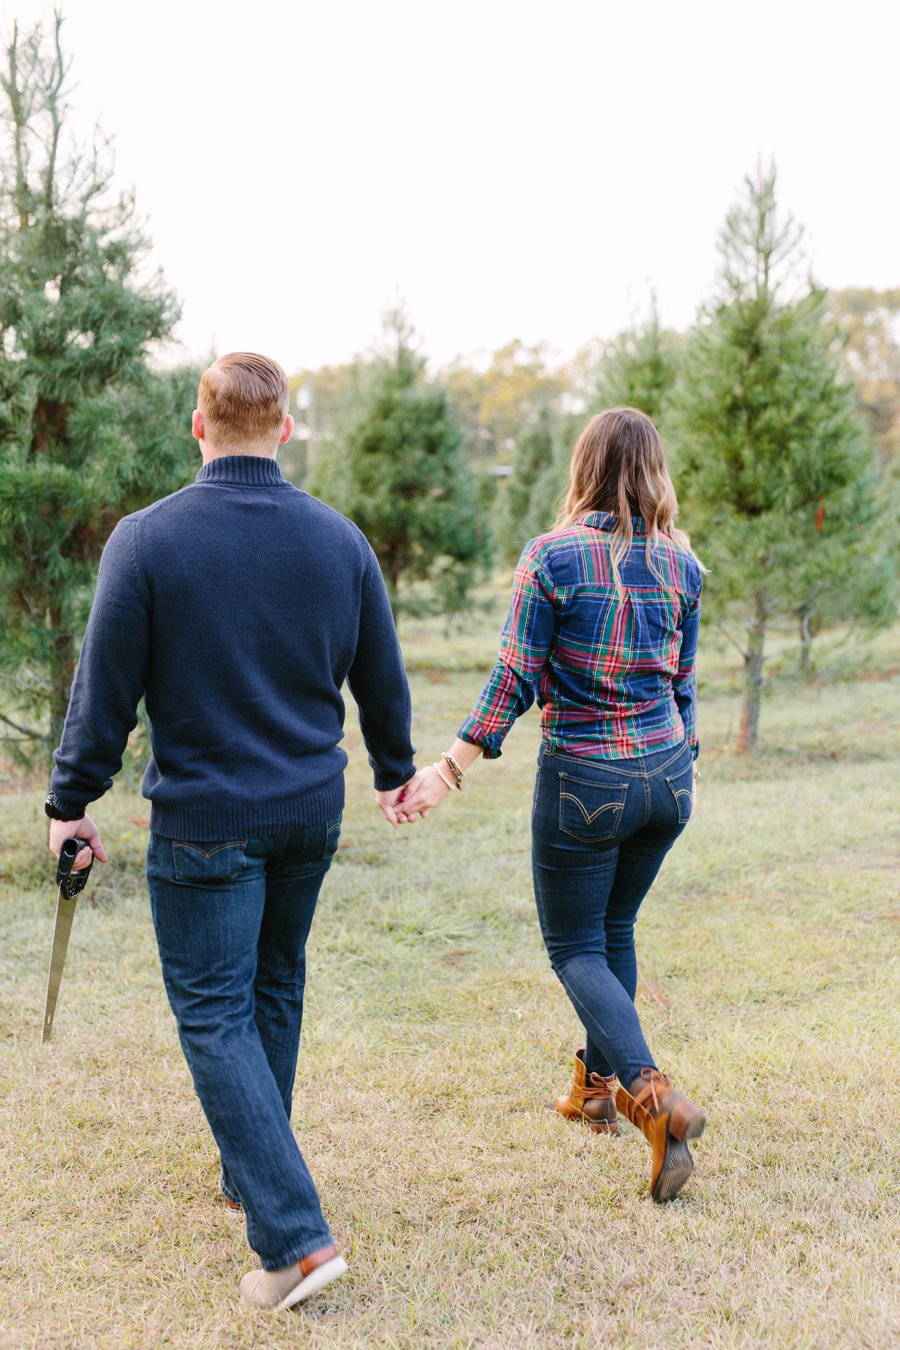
[279,415,294,445]
[192,409,205,442]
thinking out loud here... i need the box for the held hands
[48,815,108,872]
[374,747,470,828]
[373,763,456,828]
[395,764,454,822]
[374,781,418,829]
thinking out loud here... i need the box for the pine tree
[495,404,560,564]
[672,163,895,752]
[502,308,682,562]
[311,309,490,619]
[0,15,187,755]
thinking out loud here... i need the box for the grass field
[1,600,898,1349]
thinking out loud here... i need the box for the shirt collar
[195,455,287,488]
[581,511,648,537]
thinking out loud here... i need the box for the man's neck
[200,444,278,465]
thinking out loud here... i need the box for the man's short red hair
[198,352,290,448]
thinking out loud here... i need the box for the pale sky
[3,0,898,373]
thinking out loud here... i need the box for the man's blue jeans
[147,821,341,1270]
[532,740,693,1087]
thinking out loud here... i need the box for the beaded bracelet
[432,762,458,792]
[441,751,464,789]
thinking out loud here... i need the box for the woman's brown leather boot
[615,1068,705,1202]
[555,1049,617,1134]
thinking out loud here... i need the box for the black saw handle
[56,836,93,899]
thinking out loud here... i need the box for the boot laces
[584,1072,616,1100]
[638,1067,673,1113]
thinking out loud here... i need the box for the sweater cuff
[373,765,416,792]
[46,789,91,820]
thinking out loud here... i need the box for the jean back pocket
[558,772,629,844]
[172,839,248,883]
[664,765,694,826]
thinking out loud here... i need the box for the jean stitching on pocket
[665,776,693,825]
[173,840,247,859]
[558,776,628,842]
[172,839,248,882]
[320,822,341,862]
[559,792,625,827]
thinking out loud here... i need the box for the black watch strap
[44,792,87,822]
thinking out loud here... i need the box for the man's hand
[396,764,453,822]
[48,816,108,872]
[375,778,421,829]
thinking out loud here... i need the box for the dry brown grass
[1,609,898,1348]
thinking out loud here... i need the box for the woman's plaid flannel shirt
[458,513,702,761]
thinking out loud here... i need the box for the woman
[400,407,706,1203]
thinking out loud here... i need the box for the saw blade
[41,882,79,1044]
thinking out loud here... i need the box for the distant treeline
[287,288,899,567]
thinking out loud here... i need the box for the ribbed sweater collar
[195,455,287,487]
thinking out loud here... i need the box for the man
[45,352,416,1310]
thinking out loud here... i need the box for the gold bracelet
[432,762,457,792]
[441,751,464,789]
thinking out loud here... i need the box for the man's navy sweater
[50,455,416,840]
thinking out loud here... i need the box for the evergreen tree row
[0,18,896,761]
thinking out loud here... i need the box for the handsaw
[41,837,93,1044]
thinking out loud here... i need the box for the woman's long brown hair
[554,406,705,586]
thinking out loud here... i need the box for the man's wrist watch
[44,792,86,822]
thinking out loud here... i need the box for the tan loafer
[239,1242,347,1310]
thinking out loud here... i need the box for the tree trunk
[798,604,822,676]
[798,606,813,675]
[736,594,767,754]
